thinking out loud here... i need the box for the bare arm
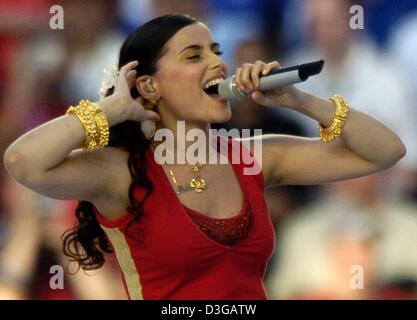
[261,95,406,186]
[3,97,123,200]
[235,61,406,186]
[3,61,159,201]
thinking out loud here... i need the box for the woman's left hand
[235,60,302,109]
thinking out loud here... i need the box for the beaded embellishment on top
[185,200,254,247]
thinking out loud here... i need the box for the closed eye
[187,55,201,60]
[185,50,223,61]
[188,51,222,59]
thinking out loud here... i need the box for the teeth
[203,78,224,90]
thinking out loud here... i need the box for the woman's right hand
[97,61,161,128]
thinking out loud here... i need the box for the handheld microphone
[217,59,324,101]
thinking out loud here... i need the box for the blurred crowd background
[0,0,417,300]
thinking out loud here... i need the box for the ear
[136,75,160,102]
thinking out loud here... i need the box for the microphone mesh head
[218,77,245,101]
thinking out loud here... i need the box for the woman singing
[3,15,406,300]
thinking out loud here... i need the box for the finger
[115,61,139,92]
[141,119,156,140]
[262,61,280,76]
[120,60,139,74]
[144,110,161,122]
[131,101,160,122]
[241,63,254,90]
[251,60,266,88]
[135,96,145,105]
[251,91,264,101]
[235,67,243,91]
[126,70,137,89]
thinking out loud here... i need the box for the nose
[209,52,228,75]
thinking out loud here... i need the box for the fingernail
[141,120,156,139]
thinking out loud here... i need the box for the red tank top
[93,136,276,300]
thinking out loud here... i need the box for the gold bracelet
[89,102,109,148]
[66,100,109,151]
[66,100,98,152]
[318,95,349,143]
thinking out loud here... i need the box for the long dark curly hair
[62,14,200,270]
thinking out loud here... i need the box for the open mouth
[203,84,219,96]
[202,78,224,101]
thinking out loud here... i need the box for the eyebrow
[178,42,220,54]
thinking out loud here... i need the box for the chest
[160,163,245,219]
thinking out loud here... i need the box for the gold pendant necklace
[151,140,207,194]
[168,163,206,194]
[188,163,206,193]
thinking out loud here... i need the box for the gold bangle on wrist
[93,110,110,148]
[66,99,110,152]
[88,101,109,148]
[318,94,350,143]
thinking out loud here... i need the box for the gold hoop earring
[144,100,157,111]
[143,97,161,111]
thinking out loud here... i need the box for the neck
[228,101,262,128]
[152,119,216,165]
